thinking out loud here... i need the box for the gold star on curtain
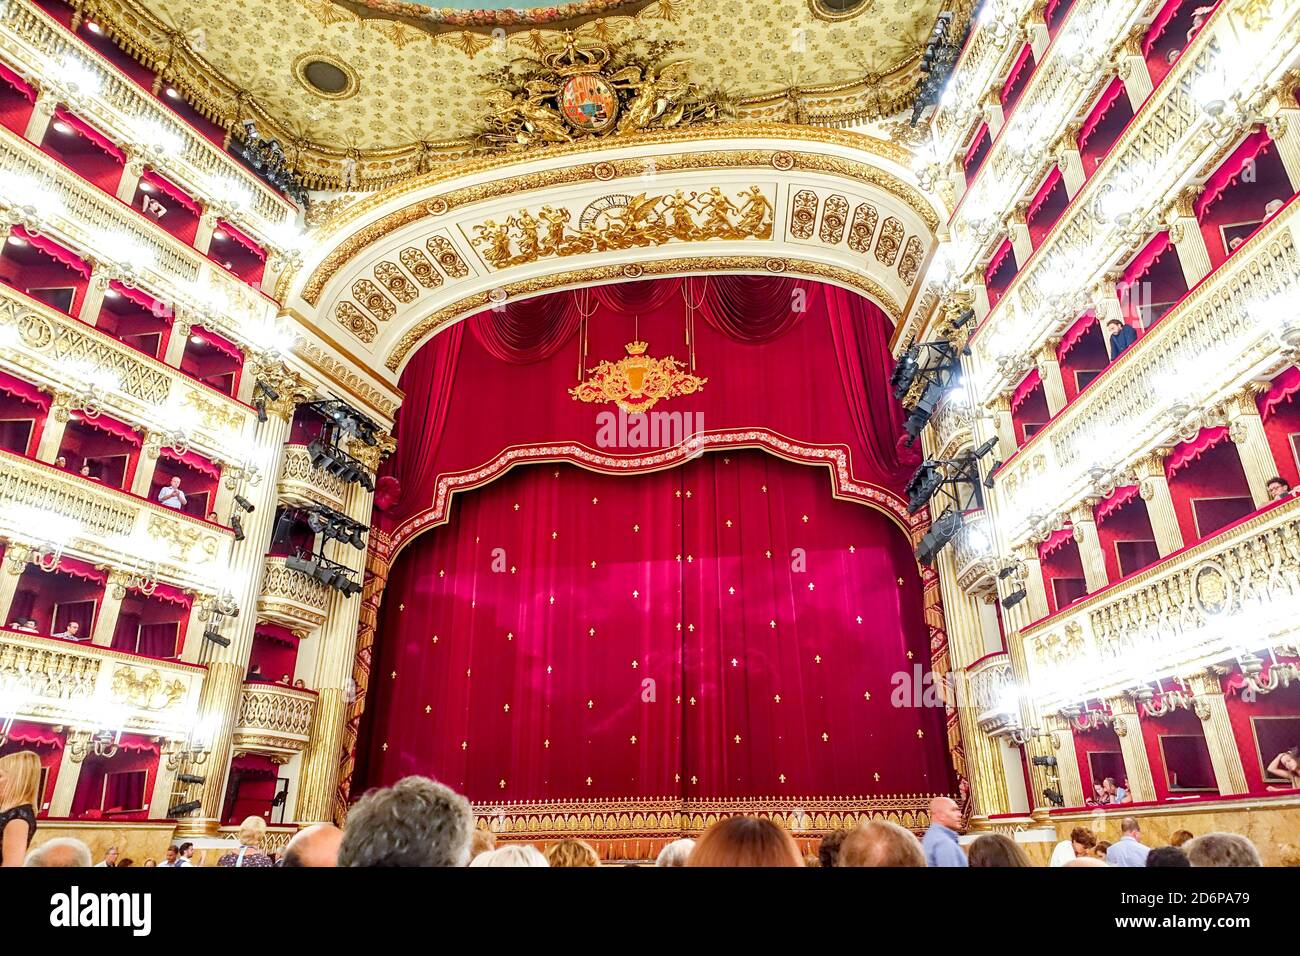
[466,668,472,677]
[513,503,520,511]
[690,776,698,785]
[591,497,599,504]
[765,550,772,558]
[586,776,593,786]
[874,772,880,782]
[730,658,739,666]
[814,655,821,664]
[632,589,639,598]
[590,560,597,568]
[432,635,439,643]
[906,651,914,660]
[390,671,397,679]
[633,523,640,532]
[689,696,697,706]
[438,569,445,578]
[808,582,815,591]
[398,603,406,611]
[588,627,596,636]
[544,739,550,748]
[848,545,856,553]
[725,519,733,528]
[801,514,809,523]
[728,587,735,594]
[551,531,558,539]
[587,699,594,709]
[503,704,510,713]
[864,691,872,700]
[424,705,431,714]
[382,742,389,751]
[507,631,514,641]
[499,779,507,788]
[855,616,863,624]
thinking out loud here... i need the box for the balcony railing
[0,446,235,591]
[952,513,998,591]
[257,557,330,632]
[0,628,204,738]
[277,443,348,512]
[966,651,1018,734]
[0,0,293,233]
[993,197,1299,543]
[1019,495,1300,712]
[0,282,256,466]
[232,681,317,757]
[0,123,276,342]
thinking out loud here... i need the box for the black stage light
[285,553,320,577]
[231,515,245,542]
[1001,587,1028,609]
[891,348,920,400]
[1043,788,1065,807]
[167,800,202,818]
[1030,755,1057,768]
[973,436,998,458]
[203,627,230,647]
[306,510,329,535]
[234,495,255,513]
[984,459,1003,489]
[906,460,945,514]
[176,773,206,785]
[997,563,1017,580]
[337,577,363,598]
[952,307,975,329]
[256,380,280,402]
[915,509,962,565]
[349,527,366,550]
[254,399,267,424]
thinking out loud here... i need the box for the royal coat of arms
[569,341,707,413]
[477,34,734,152]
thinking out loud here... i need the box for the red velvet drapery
[356,450,954,815]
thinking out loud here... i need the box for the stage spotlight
[891,347,920,400]
[231,515,245,541]
[984,459,1003,489]
[176,773,206,785]
[1001,587,1028,609]
[952,307,975,329]
[167,800,202,818]
[915,508,962,565]
[997,563,1017,580]
[234,495,255,513]
[906,460,945,514]
[254,399,268,424]
[1043,788,1065,808]
[349,527,366,550]
[203,627,230,647]
[337,577,363,598]
[255,379,280,402]
[1030,755,1058,768]
[285,552,320,577]
[904,379,945,444]
[973,436,998,458]
[306,510,329,535]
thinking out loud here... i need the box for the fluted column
[1226,389,1281,508]
[79,266,110,326]
[1055,124,1086,198]
[48,732,86,817]
[162,315,191,369]
[115,155,146,205]
[89,569,130,647]
[990,394,1016,457]
[983,91,1005,137]
[1189,672,1249,795]
[178,593,212,665]
[1036,340,1067,416]
[24,90,56,143]
[954,672,1012,827]
[1070,503,1109,592]
[35,394,71,464]
[1016,546,1051,622]
[194,208,219,256]
[178,362,311,834]
[1267,108,1300,192]
[147,748,179,820]
[1023,0,1049,60]
[1168,187,1213,286]
[1117,29,1154,109]
[1007,201,1033,264]
[294,445,381,824]
[1107,697,1156,802]
[1044,713,1086,807]
[130,434,164,498]
[1091,273,1125,328]
[1002,613,1054,824]
[0,545,31,625]
[1134,451,1184,556]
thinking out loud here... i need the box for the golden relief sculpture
[569,341,706,413]
[470,186,773,269]
[476,35,735,153]
[111,664,186,711]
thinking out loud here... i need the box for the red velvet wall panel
[1072,722,1127,804]
[1223,668,1300,793]
[1166,438,1255,543]
[1138,705,1218,799]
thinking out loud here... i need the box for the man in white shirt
[94,846,119,867]
[1049,826,1098,866]
[158,476,187,511]
[158,845,192,867]
[52,621,83,641]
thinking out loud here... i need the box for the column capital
[344,431,396,473]
[248,359,316,420]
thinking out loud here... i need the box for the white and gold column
[1107,696,1157,803]
[1225,388,1282,508]
[1167,187,1213,287]
[1133,451,1184,555]
[89,569,130,647]
[1036,340,1068,416]
[1189,672,1249,796]
[1070,502,1110,593]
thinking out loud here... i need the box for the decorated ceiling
[90,0,950,184]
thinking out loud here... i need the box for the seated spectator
[1102,776,1131,803]
[1184,833,1262,867]
[1265,198,1285,220]
[838,821,925,868]
[1105,817,1149,867]
[143,859,156,867]
[686,816,803,867]
[1105,318,1138,361]
[78,464,100,482]
[1146,845,1190,867]
[818,828,849,868]
[339,775,474,867]
[654,838,695,867]
[207,511,220,523]
[1049,826,1097,866]
[1092,840,1112,859]
[544,838,600,867]
[1170,829,1195,847]
[293,679,307,689]
[469,845,549,867]
[468,828,497,862]
[54,456,68,470]
[246,663,268,682]
[25,837,92,867]
[1266,747,1300,789]
[282,824,341,868]
[1267,477,1294,503]
[157,476,187,510]
[15,619,38,633]
[967,833,1031,867]
[52,621,83,641]
[217,816,274,868]
[157,844,191,867]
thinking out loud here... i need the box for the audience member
[1092,840,1112,859]
[1265,198,1285,220]
[1101,776,1131,804]
[967,833,1031,867]
[13,619,37,633]
[78,464,99,482]
[339,776,474,867]
[52,621,82,641]
[654,838,695,867]
[217,816,274,868]
[1267,477,1294,503]
[470,845,549,867]
[1267,747,1300,789]
[0,751,40,867]
[469,828,496,861]
[922,796,967,867]
[1105,817,1149,867]
[1049,826,1097,866]
[94,845,119,867]
[207,511,220,523]
[246,663,267,682]
[158,476,187,510]
[545,838,600,868]
[293,679,307,689]
[686,817,802,867]
[54,456,68,470]
[143,859,156,867]
[25,837,92,867]
[1105,318,1138,361]
[283,824,343,868]
[1169,829,1195,847]
[817,828,849,868]
[1184,833,1262,867]
[118,858,134,868]
[158,844,191,867]
[1146,845,1190,867]
[1064,856,1110,867]
[838,821,925,868]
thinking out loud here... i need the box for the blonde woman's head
[545,838,600,867]
[0,751,40,810]
[237,815,267,846]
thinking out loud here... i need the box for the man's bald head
[25,838,92,867]
[283,824,343,867]
[928,796,963,830]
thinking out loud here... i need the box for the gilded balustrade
[971,0,1300,390]
[929,388,975,460]
[232,681,318,757]
[0,446,235,591]
[256,557,330,633]
[0,282,254,464]
[952,513,998,591]
[277,444,348,513]
[0,628,203,737]
[1020,495,1300,711]
[966,652,1019,734]
[0,123,276,343]
[0,0,291,232]
[994,198,1299,543]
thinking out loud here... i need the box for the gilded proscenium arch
[282,127,943,382]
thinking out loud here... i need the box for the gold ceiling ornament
[476,34,734,152]
[569,341,706,413]
[470,185,773,270]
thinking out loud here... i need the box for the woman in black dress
[0,751,40,867]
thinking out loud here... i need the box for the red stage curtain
[356,451,953,810]
[469,291,581,363]
[699,274,806,343]
[12,227,91,279]
[589,277,682,313]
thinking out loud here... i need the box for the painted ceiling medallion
[477,34,734,152]
[569,341,707,413]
